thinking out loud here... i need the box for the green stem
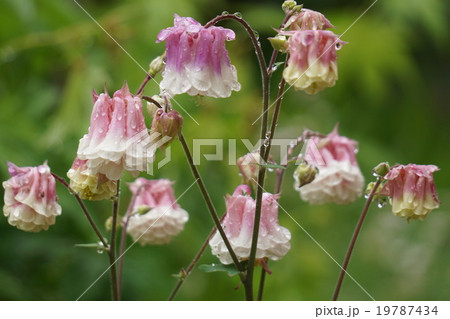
[332,177,382,301]
[168,214,226,301]
[117,184,146,299]
[178,132,244,276]
[108,181,120,301]
[51,173,108,248]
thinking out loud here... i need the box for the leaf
[198,263,240,277]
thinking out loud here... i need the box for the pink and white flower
[67,157,117,201]
[3,162,62,232]
[77,83,151,180]
[285,8,335,31]
[298,127,364,204]
[126,178,189,245]
[283,30,344,94]
[209,185,291,265]
[380,164,440,221]
[157,14,241,98]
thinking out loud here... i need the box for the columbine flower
[380,164,440,221]
[282,30,344,94]
[126,178,188,245]
[77,83,151,180]
[157,14,241,98]
[209,185,291,265]
[297,127,364,204]
[237,151,260,187]
[285,8,335,31]
[67,157,117,201]
[3,162,62,232]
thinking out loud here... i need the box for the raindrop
[265,131,271,139]
[335,42,342,50]
[271,64,278,72]
[267,168,274,172]
[234,12,242,18]
[221,11,229,15]
[364,194,369,199]
[289,140,297,148]
[118,114,123,121]
[263,139,270,147]
[253,30,259,40]
[99,128,104,134]
[96,248,104,254]
[101,112,106,116]
[377,202,384,208]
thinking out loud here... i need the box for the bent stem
[178,133,244,276]
[332,177,382,301]
[108,181,120,301]
[168,214,226,301]
[51,173,108,248]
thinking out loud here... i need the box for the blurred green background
[1,0,449,300]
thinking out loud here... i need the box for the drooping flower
[237,151,260,187]
[283,30,344,94]
[285,8,335,31]
[126,178,189,245]
[67,157,117,201]
[157,14,241,98]
[77,83,151,180]
[380,164,440,221]
[209,185,291,265]
[3,162,62,232]
[297,127,364,204]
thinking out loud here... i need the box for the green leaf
[198,263,240,277]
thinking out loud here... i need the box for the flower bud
[150,109,183,149]
[148,54,165,77]
[282,1,298,13]
[372,162,390,177]
[293,162,317,188]
[268,35,288,52]
[237,151,260,187]
[105,215,122,232]
[365,181,388,208]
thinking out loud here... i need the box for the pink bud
[380,164,440,221]
[77,83,151,180]
[298,127,364,204]
[2,162,62,232]
[283,30,345,94]
[209,185,291,265]
[150,108,183,149]
[237,151,260,187]
[157,14,241,98]
[126,178,189,245]
[285,8,335,31]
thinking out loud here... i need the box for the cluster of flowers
[1,4,441,273]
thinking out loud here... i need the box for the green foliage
[1,0,449,301]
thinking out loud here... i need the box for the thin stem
[142,95,163,109]
[178,132,243,275]
[257,266,267,301]
[135,74,152,96]
[168,214,226,301]
[108,181,120,301]
[51,173,108,248]
[117,185,146,298]
[332,177,382,301]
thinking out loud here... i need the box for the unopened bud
[365,182,388,208]
[282,0,297,13]
[268,35,287,52]
[237,151,261,187]
[150,109,183,149]
[293,162,317,188]
[105,215,122,232]
[148,54,165,77]
[372,162,390,177]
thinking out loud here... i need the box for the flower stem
[117,185,146,299]
[168,214,226,301]
[135,74,152,96]
[332,177,382,301]
[51,173,108,248]
[108,180,120,301]
[178,132,244,276]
